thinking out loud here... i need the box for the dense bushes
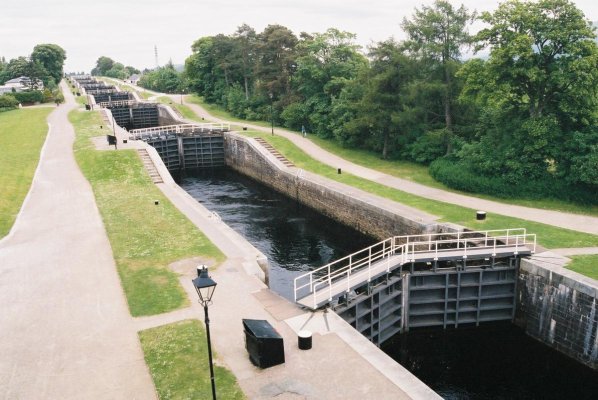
[429,158,598,205]
[13,91,44,104]
[0,94,19,111]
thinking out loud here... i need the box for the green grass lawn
[69,109,224,316]
[0,107,52,238]
[139,320,245,400]
[567,255,598,280]
[240,130,598,249]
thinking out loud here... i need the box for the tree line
[0,44,66,110]
[110,0,598,204]
[90,56,140,80]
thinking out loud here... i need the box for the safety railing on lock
[98,99,139,108]
[130,123,231,140]
[293,228,536,309]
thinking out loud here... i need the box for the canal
[180,168,374,300]
[181,167,598,400]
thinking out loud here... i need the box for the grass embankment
[308,136,598,217]
[139,320,245,400]
[189,96,598,217]
[69,109,224,316]
[0,107,52,238]
[567,255,598,280]
[157,96,203,122]
[240,130,598,249]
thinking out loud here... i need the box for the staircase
[138,149,163,183]
[254,137,295,168]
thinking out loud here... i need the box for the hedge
[429,158,597,205]
[13,91,44,104]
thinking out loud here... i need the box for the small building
[0,76,44,94]
[127,74,141,85]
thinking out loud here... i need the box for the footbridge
[294,229,536,345]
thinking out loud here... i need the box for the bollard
[154,200,160,205]
[476,211,487,220]
[298,330,312,350]
[337,168,341,174]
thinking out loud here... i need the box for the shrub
[0,94,19,111]
[405,129,446,163]
[13,91,44,104]
[429,158,598,205]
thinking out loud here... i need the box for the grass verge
[567,255,598,280]
[69,109,224,316]
[139,320,245,400]
[241,130,598,249]
[0,107,53,238]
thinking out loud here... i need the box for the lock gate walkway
[294,229,536,310]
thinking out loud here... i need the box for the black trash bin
[242,319,285,368]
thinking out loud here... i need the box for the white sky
[1,0,597,72]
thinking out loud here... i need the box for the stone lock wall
[515,258,598,370]
[223,133,439,240]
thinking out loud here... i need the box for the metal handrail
[98,99,141,108]
[130,123,231,139]
[293,229,536,306]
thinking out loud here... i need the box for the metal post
[203,304,217,400]
[269,93,274,135]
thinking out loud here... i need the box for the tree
[255,25,298,102]
[475,0,598,125]
[4,57,30,80]
[31,44,66,84]
[288,28,367,135]
[125,66,140,76]
[339,40,416,159]
[402,1,475,154]
[232,24,257,100]
[138,62,184,93]
[104,62,128,79]
[459,0,598,182]
[91,56,115,76]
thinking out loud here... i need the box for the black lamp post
[269,92,274,136]
[192,265,218,400]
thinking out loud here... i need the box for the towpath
[174,95,598,236]
[0,82,156,399]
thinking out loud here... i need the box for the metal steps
[254,137,295,167]
[137,149,163,184]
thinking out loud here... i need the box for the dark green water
[181,168,598,400]
[180,168,374,300]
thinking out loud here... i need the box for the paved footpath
[0,83,156,399]
[175,95,598,237]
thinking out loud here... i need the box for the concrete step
[254,137,295,167]
[137,149,163,184]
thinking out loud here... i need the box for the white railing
[98,99,140,108]
[130,123,231,139]
[293,228,536,308]
[87,89,119,95]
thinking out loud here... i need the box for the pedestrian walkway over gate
[130,122,230,140]
[294,228,536,310]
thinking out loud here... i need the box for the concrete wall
[224,133,441,240]
[515,254,598,370]
[157,104,180,126]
